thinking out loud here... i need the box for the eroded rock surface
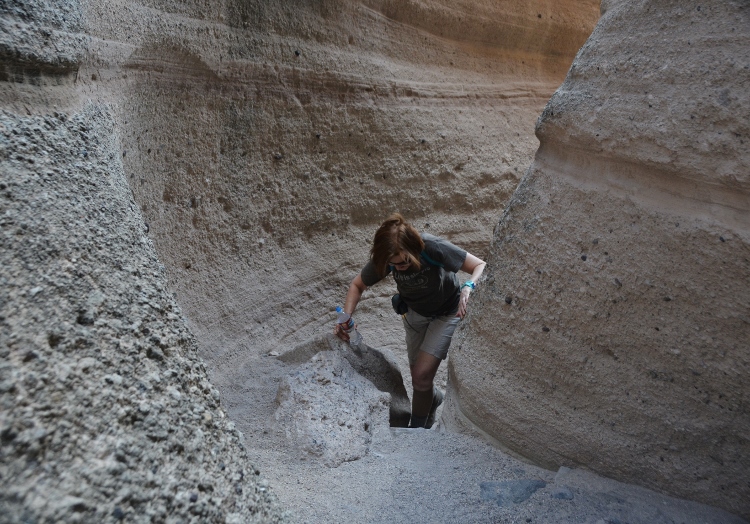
[1,1,285,518]
[0,0,86,79]
[22,0,738,521]
[274,350,391,467]
[450,0,749,518]
[84,0,599,377]
[0,105,284,522]
[279,334,411,427]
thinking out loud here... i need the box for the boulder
[275,350,391,467]
[280,334,412,427]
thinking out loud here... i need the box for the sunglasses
[389,256,411,269]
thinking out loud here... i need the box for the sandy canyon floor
[217,319,744,524]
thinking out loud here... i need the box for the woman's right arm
[344,273,367,315]
[335,273,368,340]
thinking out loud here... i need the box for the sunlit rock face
[451,0,749,518]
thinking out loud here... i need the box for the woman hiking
[335,213,486,429]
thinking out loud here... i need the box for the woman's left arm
[457,253,486,318]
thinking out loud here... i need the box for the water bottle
[336,306,363,348]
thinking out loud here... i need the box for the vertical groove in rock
[0,105,285,523]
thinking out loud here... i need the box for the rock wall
[449,0,749,518]
[0,0,85,80]
[1,0,602,521]
[77,0,597,446]
[0,104,285,522]
[0,0,285,521]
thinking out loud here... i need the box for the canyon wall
[1,0,600,520]
[449,0,749,518]
[83,0,597,443]
[0,104,284,523]
[6,0,747,519]
[0,0,287,521]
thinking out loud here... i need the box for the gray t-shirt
[360,233,467,317]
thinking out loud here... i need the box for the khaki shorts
[402,309,461,365]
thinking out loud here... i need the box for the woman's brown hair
[370,213,424,277]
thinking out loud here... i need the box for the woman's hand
[457,286,472,318]
[457,252,485,319]
[333,322,350,341]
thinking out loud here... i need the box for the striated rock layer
[76,0,598,451]
[450,0,749,518]
[1,0,599,520]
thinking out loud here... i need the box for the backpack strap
[420,250,444,268]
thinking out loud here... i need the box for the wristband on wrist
[461,281,476,290]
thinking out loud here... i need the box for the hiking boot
[425,388,444,429]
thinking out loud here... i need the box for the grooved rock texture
[94,0,599,364]
[0,0,285,521]
[77,0,598,483]
[0,106,284,523]
[450,0,749,519]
